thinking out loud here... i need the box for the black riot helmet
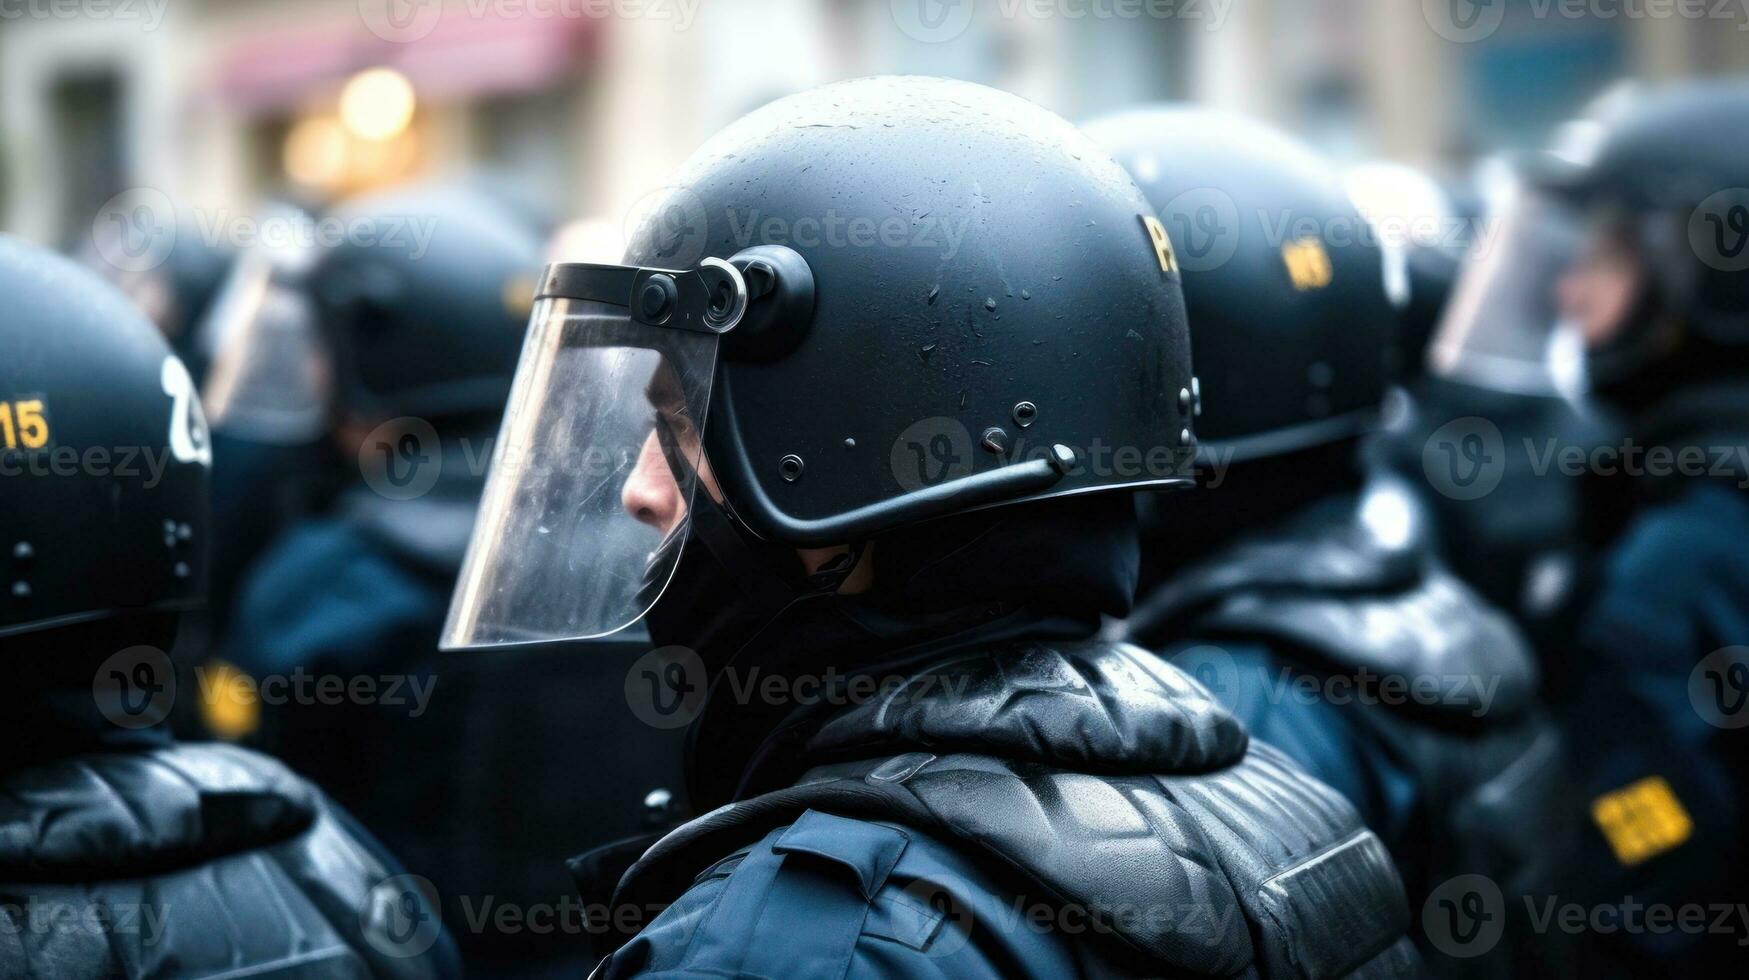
[0,235,211,640]
[1557,82,1749,389]
[304,182,547,424]
[443,76,1196,649]
[1443,80,1749,408]
[1085,106,1396,464]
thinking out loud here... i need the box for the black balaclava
[645,490,1140,809]
[3,614,179,774]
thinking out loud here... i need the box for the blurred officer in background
[1466,80,1749,974]
[449,77,1418,977]
[0,234,456,978]
[1371,163,1615,671]
[213,180,540,727]
[1090,107,1569,975]
[207,182,561,968]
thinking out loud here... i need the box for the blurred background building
[4,0,1747,254]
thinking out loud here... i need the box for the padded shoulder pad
[612,744,1415,977]
[1199,565,1539,719]
[0,743,318,877]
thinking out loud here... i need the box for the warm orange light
[339,67,417,142]
[283,114,350,188]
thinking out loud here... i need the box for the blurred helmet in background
[1086,105,1397,464]
[80,209,236,381]
[307,182,548,425]
[0,235,211,639]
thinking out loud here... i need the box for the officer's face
[622,363,720,537]
[1557,226,1643,350]
[624,431,686,535]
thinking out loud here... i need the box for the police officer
[1087,107,1568,974]
[0,234,457,977]
[1480,80,1749,974]
[446,77,1418,976]
[209,183,602,970]
[214,181,539,714]
[1365,162,1614,668]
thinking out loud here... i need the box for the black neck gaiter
[643,492,1141,810]
[2,615,178,775]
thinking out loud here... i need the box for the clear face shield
[442,259,749,649]
[1427,181,1588,398]
[200,250,334,445]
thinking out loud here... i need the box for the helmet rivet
[11,541,32,563]
[982,427,1010,454]
[174,562,191,580]
[779,455,805,482]
[1012,401,1037,427]
[1178,387,1192,413]
[1047,444,1078,474]
[1180,428,1196,448]
[10,581,29,600]
[843,438,856,450]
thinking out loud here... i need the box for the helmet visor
[443,260,746,649]
[200,252,333,444]
[1428,183,1584,396]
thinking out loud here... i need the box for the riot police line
[4,71,1749,979]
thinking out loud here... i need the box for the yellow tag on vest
[1282,237,1333,291]
[1591,775,1693,866]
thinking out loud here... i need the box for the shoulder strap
[674,811,902,978]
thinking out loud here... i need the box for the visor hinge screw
[982,427,1009,455]
[1011,401,1037,428]
[640,275,677,322]
[779,455,805,482]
